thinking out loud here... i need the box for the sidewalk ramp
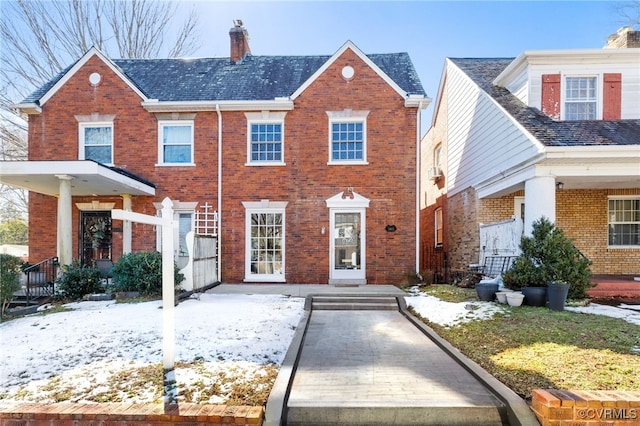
[276,294,521,425]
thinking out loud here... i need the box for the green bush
[55,261,103,301]
[1,254,23,318]
[503,217,594,299]
[111,251,184,296]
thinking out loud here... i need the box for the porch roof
[0,160,156,197]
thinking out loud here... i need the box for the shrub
[1,254,23,318]
[111,251,184,296]
[55,261,103,301]
[503,217,593,299]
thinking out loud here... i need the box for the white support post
[160,198,175,371]
[524,176,556,236]
[112,197,175,371]
[122,194,132,254]
[55,175,74,266]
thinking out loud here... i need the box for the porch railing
[23,257,59,305]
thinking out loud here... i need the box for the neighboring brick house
[420,27,640,281]
[2,23,429,285]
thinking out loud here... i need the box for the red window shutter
[603,73,622,120]
[541,74,561,120]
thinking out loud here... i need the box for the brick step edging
[0,402,263,425]
[532,389,640,425]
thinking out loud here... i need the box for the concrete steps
[310,295,400,311]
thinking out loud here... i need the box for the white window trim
[560,74,602,121]
[78,121,114,165]
[326,110,369,165]
[245,111,286,166]
[434,207,443,247]
[607,195,640,248]
[156,119,195,166]
[242,200,288,282]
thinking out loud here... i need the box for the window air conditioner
[428,166,442,181]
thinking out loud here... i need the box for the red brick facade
[27,48,420,285]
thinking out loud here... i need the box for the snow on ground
[566,303,640,326]
[1,288,638,404]
[0,294,304,404]
[405,288,507,326]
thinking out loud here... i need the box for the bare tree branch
[0,0,201,222]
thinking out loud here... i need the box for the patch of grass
[422,284,477,303]
[412,292,640,400]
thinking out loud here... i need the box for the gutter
[216,104,222,282]
[416,100,424,275]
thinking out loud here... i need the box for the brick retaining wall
[532,389,640,425]
[0,402,263,425]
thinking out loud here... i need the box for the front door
[330,210,366,284]
[80,211,112,265]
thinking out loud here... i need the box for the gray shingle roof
[449,58,640,146]
[22,52,426,104]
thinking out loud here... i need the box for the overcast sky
[184,1,630,124]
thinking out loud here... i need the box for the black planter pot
[522,286,548,307]
[548,282,570,311]
[476,283,499,301]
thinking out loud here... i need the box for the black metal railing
[23,257,59,305]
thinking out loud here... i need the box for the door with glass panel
[330,210,365,283]
[248,212,284,281]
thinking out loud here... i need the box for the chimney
[604,26,640,49]
[230,19,251,63]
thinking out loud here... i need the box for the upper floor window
[434,144,442,168]
[327,110,369,165]
[564,76,597,120]
[79,123,113,164]
[158,120,194,165]
[608,197,640,247]
[245,112,286,166]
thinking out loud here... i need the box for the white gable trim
[449,60,547,154]
[291,40,412,102]
[38,47,148,107]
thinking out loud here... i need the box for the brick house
[2,23,429,285]
[420,27,640,281]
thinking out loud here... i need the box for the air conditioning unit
[428,166,442,181]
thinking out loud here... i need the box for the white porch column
[55,175,74,266]
[121,194,132,254]
[524,176,556,236]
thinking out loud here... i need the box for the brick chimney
[604,26,640,49]
[230,20,251,62]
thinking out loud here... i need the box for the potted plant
[503,217,594,307]
[548,280,570,311]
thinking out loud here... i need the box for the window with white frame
[564,76,597,120]
[158,121,194,165]
[435,208,443,246]
[80,123,113,164]
[243,201,287,281]
[245,112,286,165]
[434,144,442,169]
[327,110,369,164]
[608,197,640,247]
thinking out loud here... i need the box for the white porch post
[55,175,74,266]
[524,176,556,236]
[121,194,132,254]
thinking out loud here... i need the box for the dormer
[493,45,640,121]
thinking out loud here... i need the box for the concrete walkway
[208,285,537,425]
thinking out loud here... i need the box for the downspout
[216,104,222,282]
[415,101,424,275]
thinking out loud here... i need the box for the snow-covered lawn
[0,294,304,404]
[1,288,638,405]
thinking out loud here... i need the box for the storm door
[330,209,366,284]
[80,211,112,265]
